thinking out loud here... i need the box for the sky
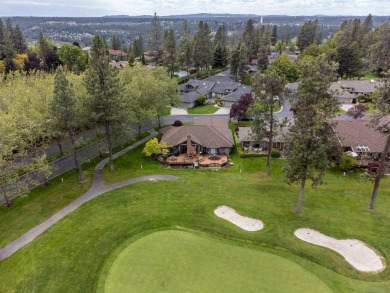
[0,0,389,17]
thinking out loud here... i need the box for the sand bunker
[214,205,263,231]
[295,228,385,273]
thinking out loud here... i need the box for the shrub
[339,152,357,172]
[271,149,281,158]
[172,120,183,127]
[194,95,207,107]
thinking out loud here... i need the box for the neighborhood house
[179,71,252,108]
[161,117,234,167]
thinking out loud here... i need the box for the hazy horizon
[1,0,389,18]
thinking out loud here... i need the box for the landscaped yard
[1,128,390,292]
[187,105,219,114]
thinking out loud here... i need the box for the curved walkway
[0,130,178,262]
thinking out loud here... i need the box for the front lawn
[187,105,219,114]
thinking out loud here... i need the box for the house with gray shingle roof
[330,80,382,104]
[161,117,234,155]
[220,85,252,108]
[179,71,253,108]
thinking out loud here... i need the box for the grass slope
[102,230,331,293]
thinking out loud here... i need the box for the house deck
[165,153,229,167]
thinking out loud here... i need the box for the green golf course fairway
[102,230,331,293]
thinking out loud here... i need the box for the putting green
[102,230,331,293]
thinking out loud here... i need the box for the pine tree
[193,21,212,70]
[297,20,317,51]
[243,19,256,57]
[271,25,278,46]
[148,12,163,65]
[163,28,177,77]
[2,25,15,73]
[369,72,390,210]
[213,42,228,68]
[111,36,121,50]
[283,55,341,214]
[369,23,390,74]
[250,68,286,176]
[12,25,27,53]
[229,44,240,79]
[51,67,86,182]
[238,42,248,80]
[84,35,124,172]
[214,24,228,48]
[178,21,192,73]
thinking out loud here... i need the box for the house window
[209,148,217,155]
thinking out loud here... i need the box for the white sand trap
[295,228,385,273]
[214,205,264,231]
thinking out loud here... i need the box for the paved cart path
[0,130,178,262]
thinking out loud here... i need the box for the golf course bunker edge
[295,228,386,273]
[214,205,264,231]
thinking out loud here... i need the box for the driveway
[214,107,230,114]
[170,107,188,115]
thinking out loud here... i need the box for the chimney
[187,135,192,155]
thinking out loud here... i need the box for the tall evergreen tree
[111,36,121,50]
[229,44,240,79]
[250,67,287,176]
[132,35,144,58]
[51,67,86,182]
[214,24,228,48]
[334,42,362,78]
[369,23,390,74]
[12,25,27,53]
[297,20,317,51]
[84,35,124,172]
[257,43,269,71]
[2,25,15,73]
[212,42,228,68]
[271,25,278,46]
[163,28,178,77]
[285,26,292,45]
[178,21,193,73]
[369,71,390,210]
[238,42,248,80]
[148,12,163,65]
[283,55,341,214]
[243,19,256,57]
[193,21,212,70]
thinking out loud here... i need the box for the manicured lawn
[187,105,219,114]
[0,133,149,247]
[101,230,331,293]
[1,128,390,292]
[0,162,94,248]
[362,72,380,80]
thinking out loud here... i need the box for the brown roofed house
[333,118,388,155]
[109,49,128,61]
[161,117,234,159]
